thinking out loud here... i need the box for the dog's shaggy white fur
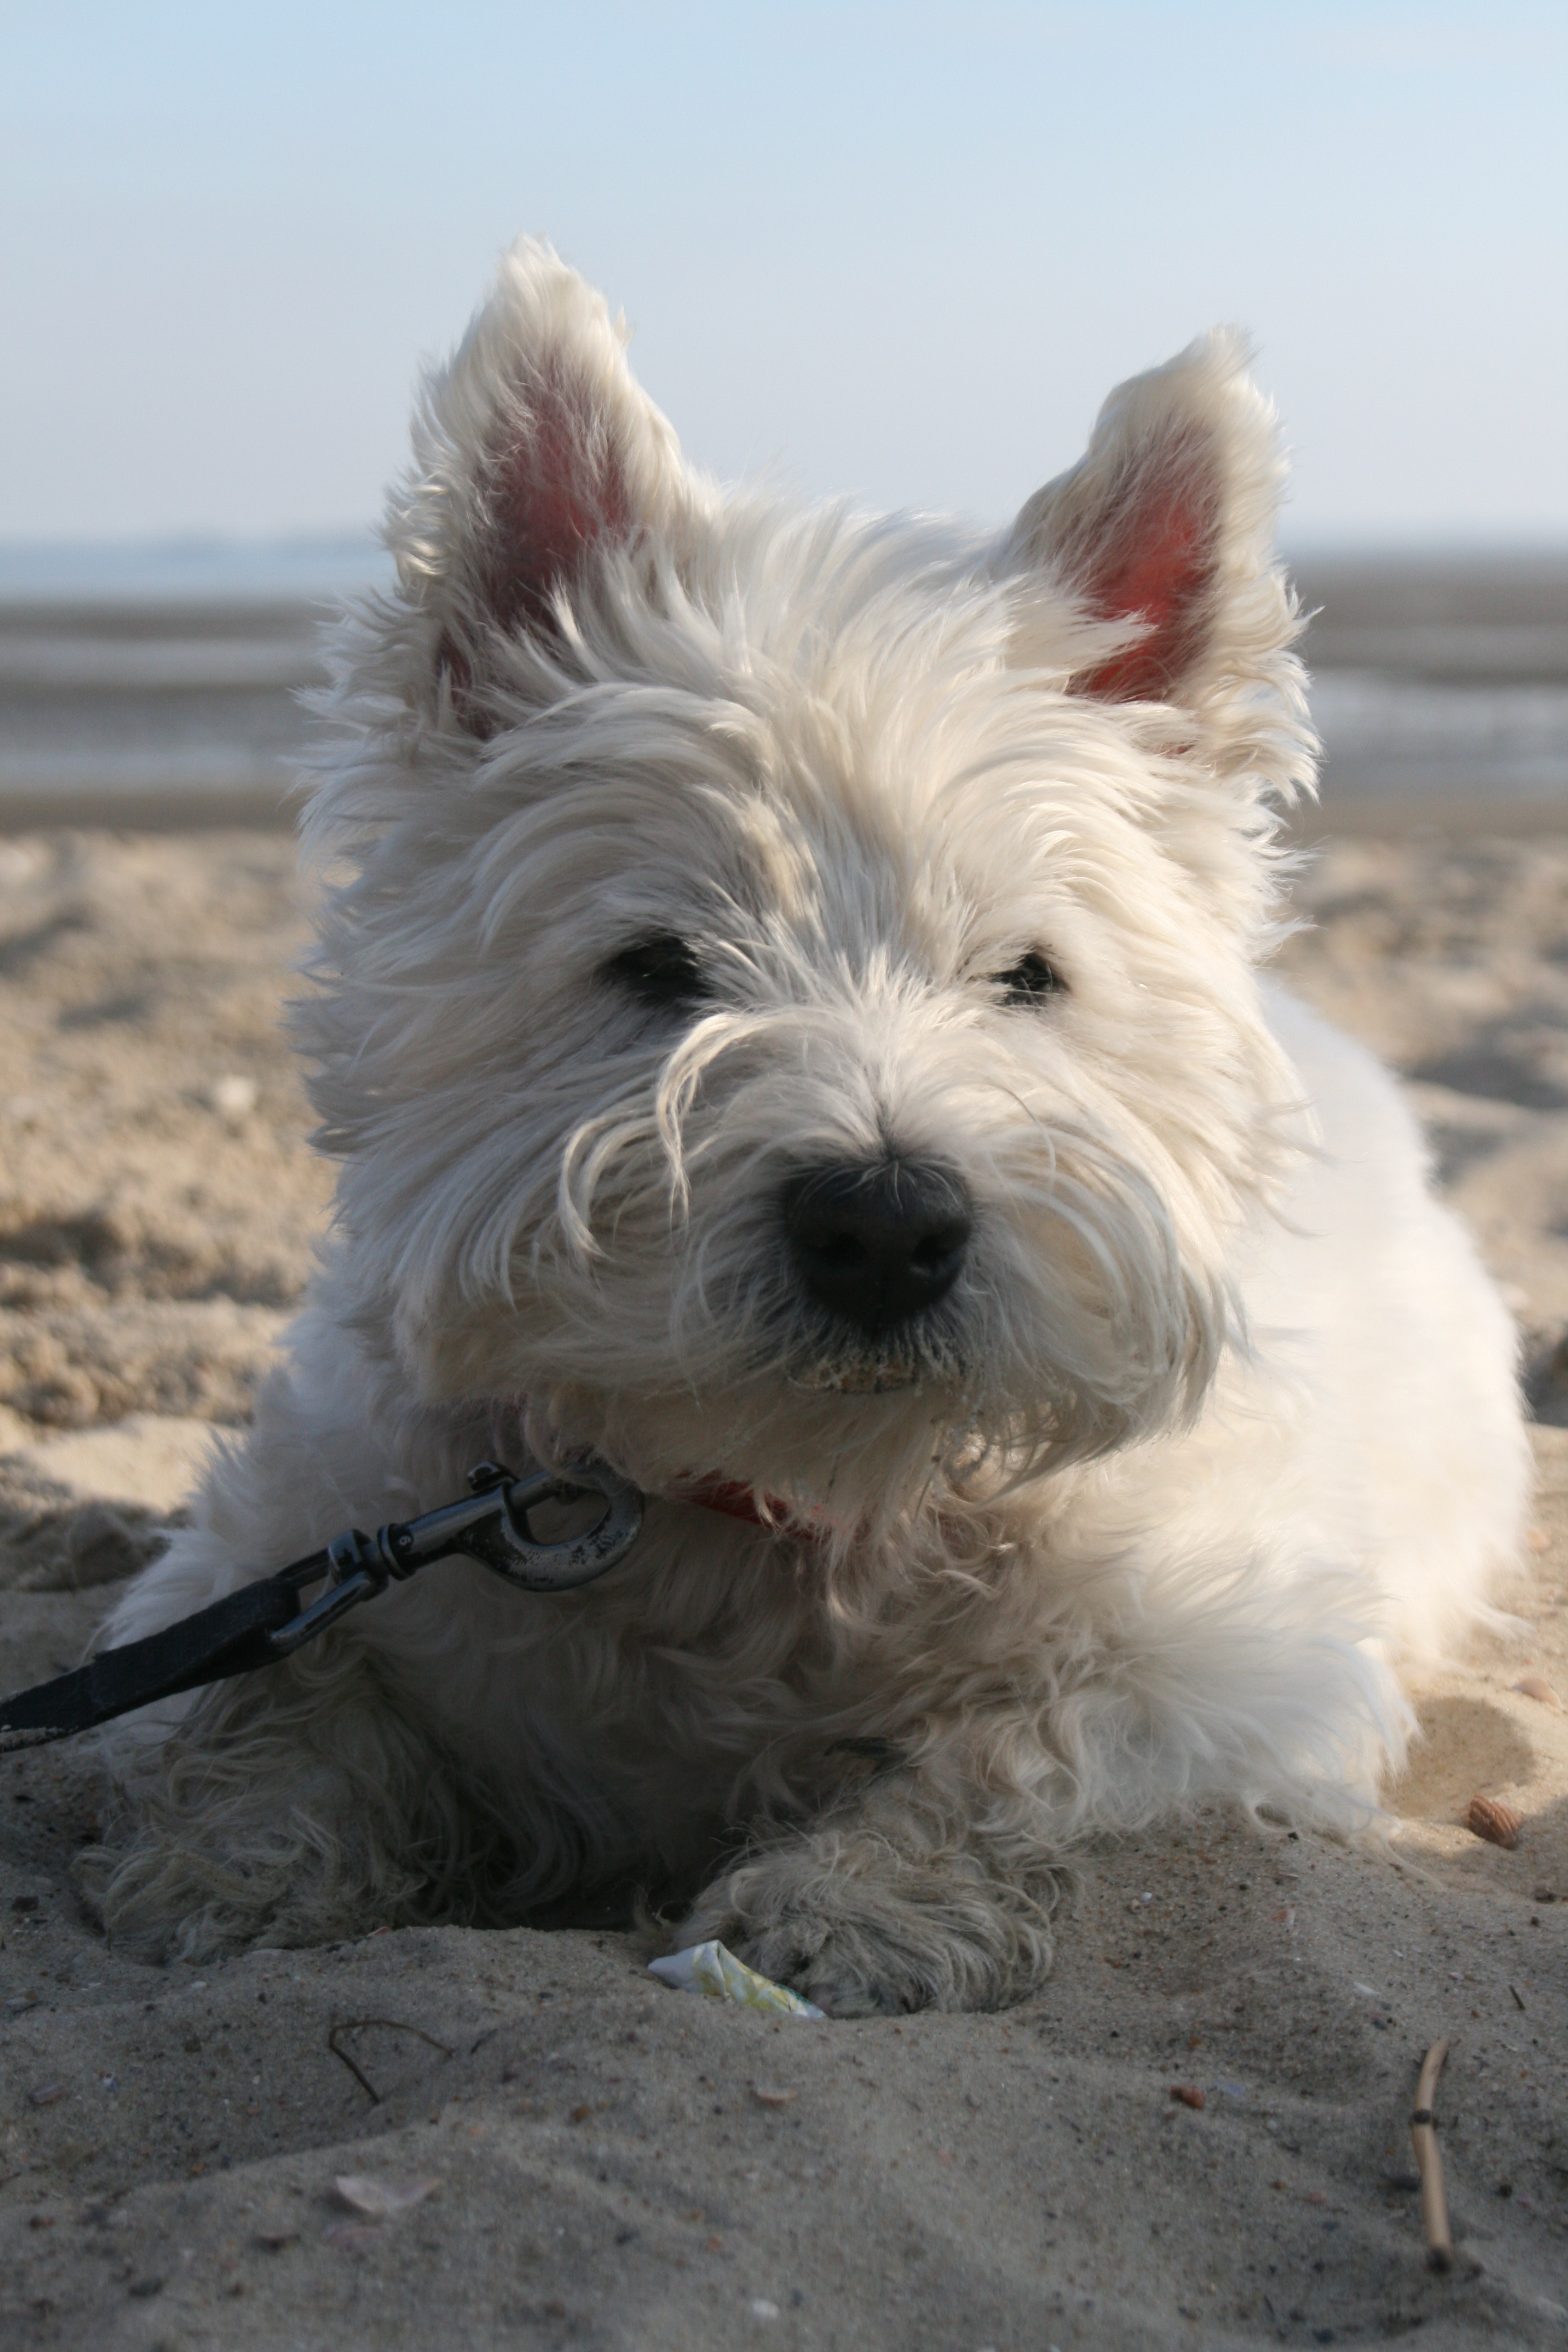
[95,241,1528,2013]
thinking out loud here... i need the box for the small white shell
[205,1073,258,1122]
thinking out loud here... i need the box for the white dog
[96,241,1527,2012]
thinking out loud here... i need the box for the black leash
[0,1459,642,1753]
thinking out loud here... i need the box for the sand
[1,822,1567,2350]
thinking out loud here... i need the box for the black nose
[782,1158,972,1338]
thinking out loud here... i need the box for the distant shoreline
[3,535,1566,602]
[3,549,1566,834]
[4,774,1566,843]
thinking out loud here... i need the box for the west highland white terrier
[96,241,1527,2011]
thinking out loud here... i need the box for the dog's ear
[1004,332,1305,770]
[388,240,689,711]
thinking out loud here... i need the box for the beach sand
[1,822,1566,2350]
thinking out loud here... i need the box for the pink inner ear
[1073,437,1217,702]
[479,361,632,638]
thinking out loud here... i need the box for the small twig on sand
[327,2024,382,2104]
[1411,2040,1454,2272]
[327,2017,455,2107]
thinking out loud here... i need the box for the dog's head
[299,240,1314,1525]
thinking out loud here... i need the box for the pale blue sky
[4,2,1564,546]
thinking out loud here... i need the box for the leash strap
[0,1570,310,1749]
[0,1459,644,1754]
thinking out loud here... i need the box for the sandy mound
[0,831,328,1434]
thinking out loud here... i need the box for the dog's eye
[601,932,710,1014]
[992,951,1066,1006]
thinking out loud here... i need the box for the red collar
[505,1403,825,1541]
[677,1474,825,1540]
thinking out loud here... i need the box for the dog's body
[97,244,1527,2011]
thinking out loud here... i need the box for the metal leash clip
[267,1459,644,1656]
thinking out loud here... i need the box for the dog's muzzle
[782,1157,972,1338]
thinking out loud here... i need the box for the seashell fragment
[1509,1674,1562,1710]
[1466,1795,1522,1850]
[333,2175,439,2219]
[1169,2083,1206,2110]
[205,1073,258,1123]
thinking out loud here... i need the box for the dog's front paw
[678,1826,1057,2016]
